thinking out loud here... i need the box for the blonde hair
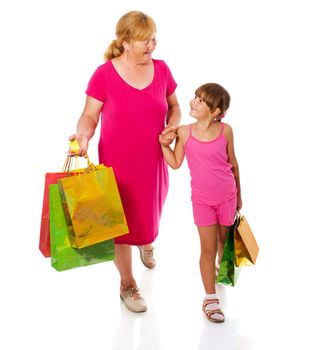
[104,11,156,61]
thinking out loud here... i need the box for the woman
[70,11,181,312]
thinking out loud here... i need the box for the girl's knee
[217,240,225,250]
[200,249,216,260]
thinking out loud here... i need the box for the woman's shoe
[137,246,156,269]
[120,287,147,312]
[202,298,225,323]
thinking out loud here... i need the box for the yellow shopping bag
[234,211,259,267]
[57,142,128,248]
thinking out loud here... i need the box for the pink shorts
[192,196,237,227]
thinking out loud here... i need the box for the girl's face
[189,96,212,120]
[126,36,157,64]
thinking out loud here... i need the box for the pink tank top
[184,123,237,205]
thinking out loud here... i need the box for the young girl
[159,83,242,323]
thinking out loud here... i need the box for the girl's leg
[217,225,230,264]
[217,196,237,264]
[198,225,225,322]
[198,224,218,294]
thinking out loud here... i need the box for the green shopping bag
[217,217,240,286]
[49,184,115,271]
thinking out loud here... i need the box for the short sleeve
[164,62,177,97]
[85,65,107,103]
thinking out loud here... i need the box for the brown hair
[104,11,156,60]
[195,83,230,119]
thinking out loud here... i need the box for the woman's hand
[159,126,177,146]
[68,133,89,157]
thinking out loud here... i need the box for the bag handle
[234,209,242,227]
[62,140,93,173]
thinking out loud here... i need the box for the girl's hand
[161,126,177,136]
[159,126,177,146]
[237,196,243,210]
[68,133,89,157]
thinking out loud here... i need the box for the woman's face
[128,36,157,64]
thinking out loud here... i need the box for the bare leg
[217,225,230,264]
[114,244,137,293]
[198,224,218,294]
[199,225,226,322]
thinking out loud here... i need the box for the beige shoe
[138,246,156,269]
[120,287,147,313]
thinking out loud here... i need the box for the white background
[1,0,308,349]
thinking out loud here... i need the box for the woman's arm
[159,93,181,147]
[166,92,181,128]
[160,125,187,169]
[70,95,103,156]
[225,124,242,209]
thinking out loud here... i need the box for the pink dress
[86,59,177,245]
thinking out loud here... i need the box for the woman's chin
[143,54,152,62]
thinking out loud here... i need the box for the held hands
[68,134,89,157]
[159,126,177,147]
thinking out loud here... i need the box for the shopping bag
[234,212,259,267]
[57,162,128,248]
[49,184,115,271]
[39,156,82,257]
[217,217,240,287]
[39,172,69,257]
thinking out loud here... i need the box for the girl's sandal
[202,298,225,323]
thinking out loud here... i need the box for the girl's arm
[225,124,242,209]
[160,125,187,169]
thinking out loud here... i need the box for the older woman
[71,11,180,312]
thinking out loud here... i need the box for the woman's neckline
[109,59,156,91]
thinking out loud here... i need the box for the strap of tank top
[220,122,225,135]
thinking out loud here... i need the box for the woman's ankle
[120,281,137,293]
[142,244,153,251]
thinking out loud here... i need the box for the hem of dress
[114,240,156,246]
[115,232,158,246]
